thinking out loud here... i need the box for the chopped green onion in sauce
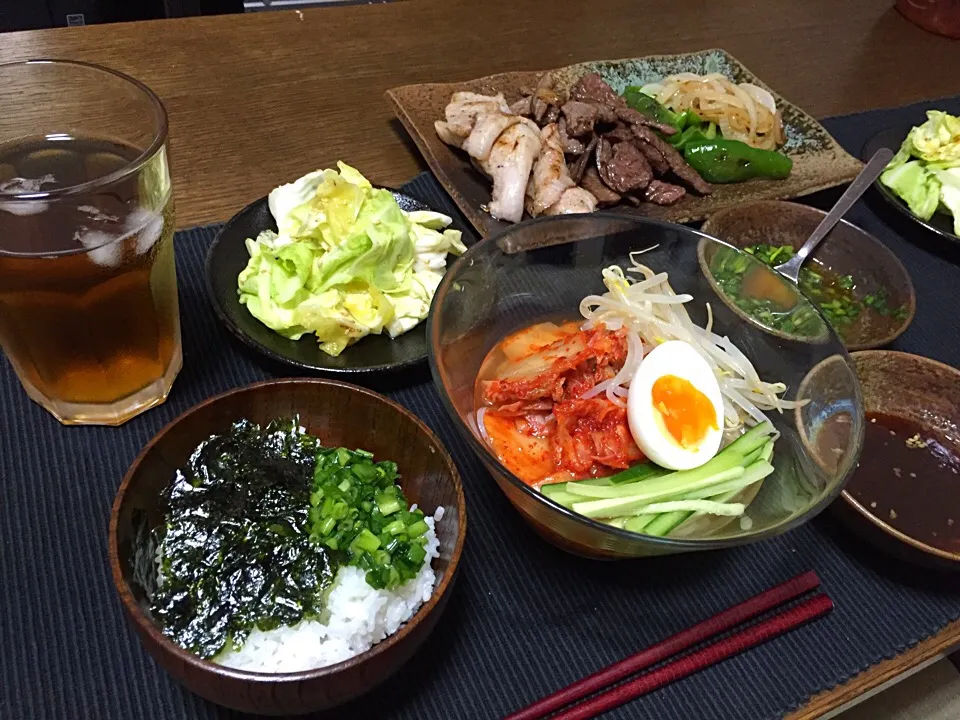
[709,243,907,338]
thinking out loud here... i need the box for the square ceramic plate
[387,49,864,238]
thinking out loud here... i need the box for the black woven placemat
[4,97,960,720]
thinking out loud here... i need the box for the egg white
[627,340,724,471]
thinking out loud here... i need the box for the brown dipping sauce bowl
[832,351,960,570]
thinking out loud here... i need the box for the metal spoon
[774,147,894,284]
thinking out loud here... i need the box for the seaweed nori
[131,509,158,598]
[149,418,338,659]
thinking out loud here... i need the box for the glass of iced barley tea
[0,60,181,425]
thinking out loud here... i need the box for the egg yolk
[651,375,719,449]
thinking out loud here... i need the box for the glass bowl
[427,213,865,559]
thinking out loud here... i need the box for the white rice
[210,513,441,673]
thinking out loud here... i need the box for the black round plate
[205,190,460,375]
[863,125,959,245]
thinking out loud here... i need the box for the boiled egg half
[627,340,724,471]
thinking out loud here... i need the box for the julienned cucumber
[538,422,776,536]
[609,463,669,485]
[645,484,751,537]
[569,466,745,509]
[644,510,690,537]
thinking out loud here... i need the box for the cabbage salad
[881,110,960,235]
[238,163,466,356]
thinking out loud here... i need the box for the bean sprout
[579,259,801,434]
[476,407,491,445]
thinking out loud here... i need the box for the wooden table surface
[1,0,958,229]
[2,0,959,715]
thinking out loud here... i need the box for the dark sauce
[848,412,960,552]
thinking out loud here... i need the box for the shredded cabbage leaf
[238,162,465,356]
[881,110,960,235]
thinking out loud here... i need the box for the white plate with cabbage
[205,163,468,373]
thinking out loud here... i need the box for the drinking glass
[0,60,181,425]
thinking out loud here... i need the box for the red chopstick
[505,571,824,720]
[552,593,833,720]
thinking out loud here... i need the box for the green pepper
[676,109,702,130]
[623,87,685,128]
[683,139,793,183]
[669,123,717,150]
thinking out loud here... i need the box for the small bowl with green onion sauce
[699,200,915,351]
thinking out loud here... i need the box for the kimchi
[476,321,643,485]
